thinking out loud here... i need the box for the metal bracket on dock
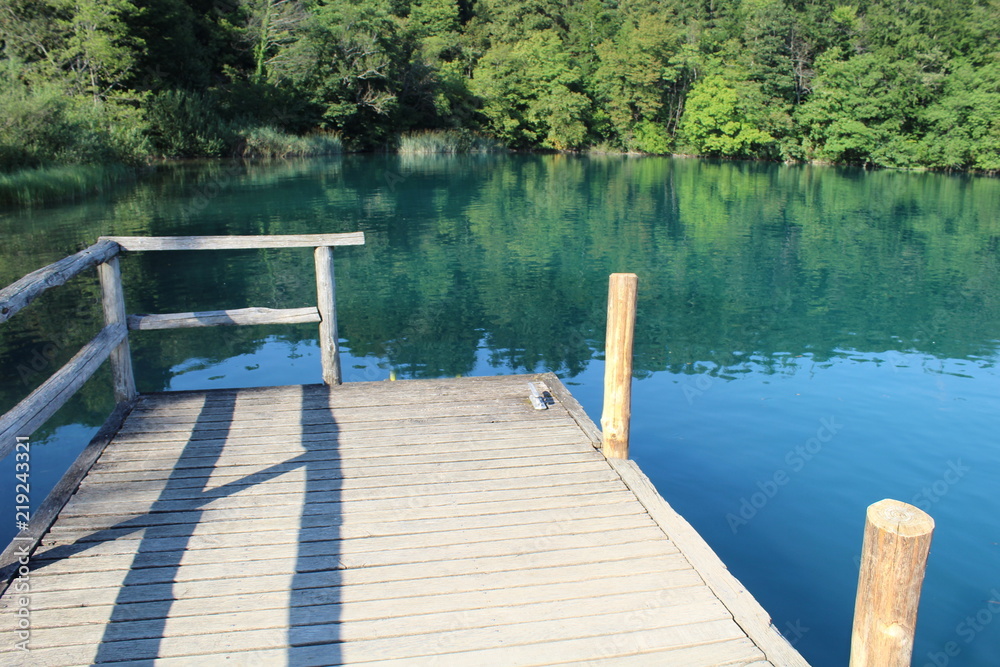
[528,382,555,410]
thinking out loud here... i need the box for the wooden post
[96,256,137,403]
[601,273,637,459]
[314,246,341,385]
[850,499,935,667]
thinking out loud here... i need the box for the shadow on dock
[288,384,344,659]
[35,386,344,663]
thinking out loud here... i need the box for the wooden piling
[314,246,341,385]
[601,273,637,459]
[850,499,935,667]
[97,256,137,403]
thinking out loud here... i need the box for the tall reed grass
[236,127,343,158]
[397,130,504,154]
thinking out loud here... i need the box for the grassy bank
[2,128,515,208]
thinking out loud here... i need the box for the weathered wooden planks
[610,458,811,667]
[0,373,807,666]
[0,400,135,585]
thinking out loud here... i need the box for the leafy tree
[0,0,142,97]
[965,0,1000,65]
[733,0,794,101]
[561,0,621,59]
[1,0,1000,168]
[54,0,142,99]
[864,0,971,62]
[795,48,932,166]
[677,72,777,157]
[408,0,460,39]
[471,30,590,149]
[273,0,401,146]
[919,61,1000,171]
[122,0,217,92]
[591,15,686,152]
[471,0,570,44]
[0,0,67,81]
[242,0,306,81]
[0,65,149,169]
[398,0,480,130]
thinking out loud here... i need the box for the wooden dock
[0,373,807,665]
[0,234,939,665]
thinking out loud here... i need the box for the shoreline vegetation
[0,128,505,208]
[1,0,997,206]
[0,128,508,208]
[0,127,348,208]
[0,134,990,210]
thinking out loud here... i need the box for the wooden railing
[0,232,365,459]
[0,233,363,586]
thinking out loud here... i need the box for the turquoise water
[1,155,999,665]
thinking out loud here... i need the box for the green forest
[1,0,999,172]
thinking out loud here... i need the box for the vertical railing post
[96,254,137,403]
[314,246,341,385]
[601,273,638,459]
[850,499,935,667]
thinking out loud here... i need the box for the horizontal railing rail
[0,240,120,325]
[101,232,365,252]
[0,323,127,455]
[127,306,321,330]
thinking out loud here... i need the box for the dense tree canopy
[0,0,998,170]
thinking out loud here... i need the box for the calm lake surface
[2,155,999,665]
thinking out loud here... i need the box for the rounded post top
[867,499,935,537]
